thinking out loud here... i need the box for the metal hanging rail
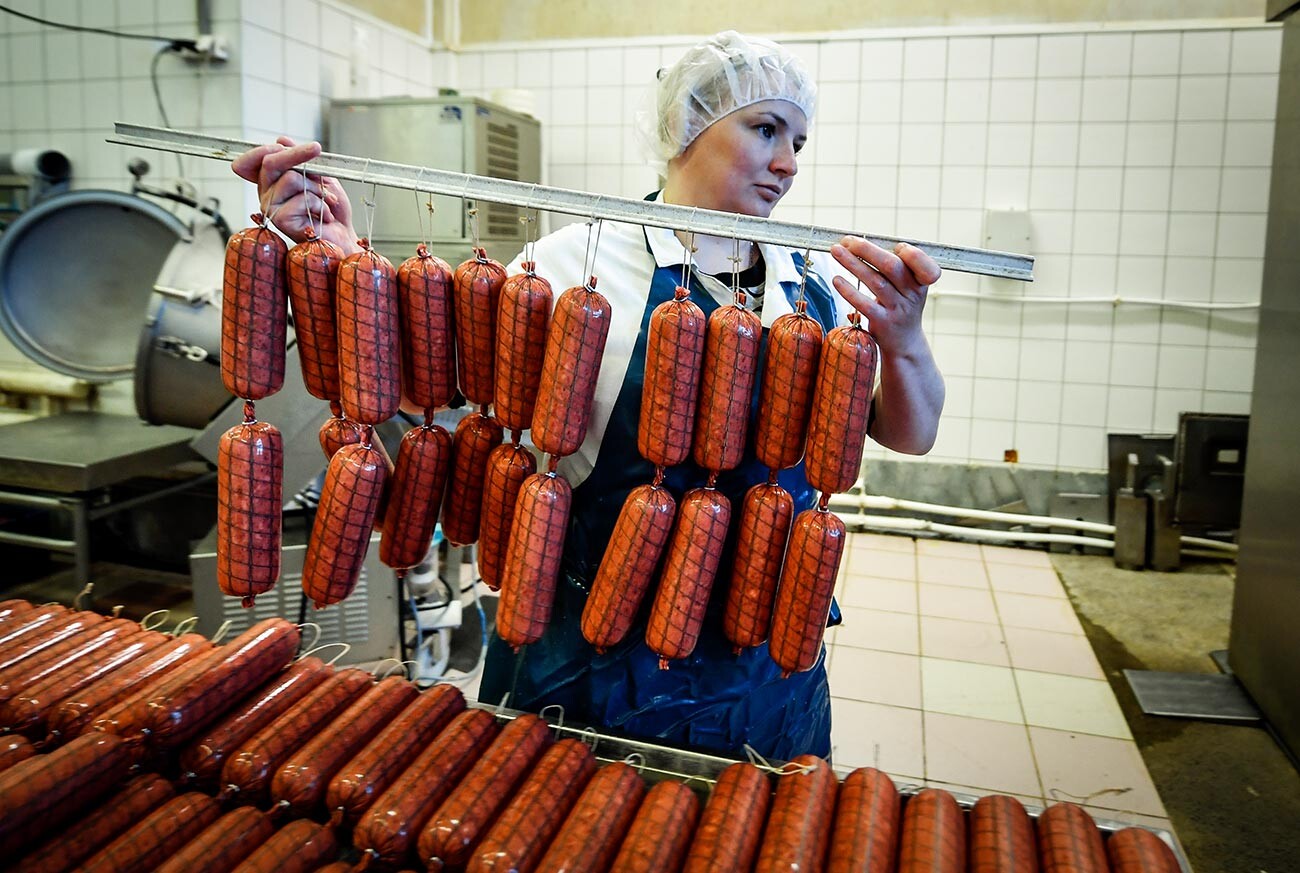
[110,122,1034,282]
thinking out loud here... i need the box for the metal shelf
[109,122,1034,282]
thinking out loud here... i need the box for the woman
[233,31,943,760]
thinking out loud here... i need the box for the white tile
[984,168,1029,209]
[829,647,922,708]
[117,0,155,27]
[1117,212,1168,259]
[550,87,585,127]
[857,122,900,165]
[1219,166,1271,213]
[1079,78,1128,124]
[1084,32,1132,77]
[902,80,945,124]
[1037,34,1084,77]
[1177,75,1228,121]
[1124,121,1175,165]
[814,122,858,164]
[1031,728,1167,817]
[784,40,820,80]
[1132,32,1181,76]
[1077,122,1127,167]
[1164,256,1214,301]
[1157,346,1207,390]
[903,37,947,80]
[1030,210,1073,255]
[1069,256,1118,301]
[945,80,989,124]
[969,419,1015,463]
[1216,213,1268,259]
[940,166,985,209]
[1115,255,1164,300]
[986,122,1033,166]
[814,166,857,207]
[976,299,1022,339]
[1201,390,1251,415]
[1057,424,1106,470]
[1106,385,1155,431]
[1231,28,1283,75]
[971,377,1017,420]
[829,698,924,779]
[1204,347,1256,392]
[943,123,987,167]
[860,77,903,123]
[9,82,46,131]
[862,39,903,79]
[992,35,1038,79]
[586,86,623,127]
[989,78,1035,124]
[8,32,43,83]
[1181,30,1231,75]
[1032,123,1081,167]
[854,166,897,207]
[818,82,860,126]
[1128,77,1178,123]
[922,658,1022,723]
[938,208,984,248]
[1109,342,1158,388]
[1035,78,1081,122]
[1213,257,1265,303]
[1169,166,1220,212]
[1016,382,1063,426]
[898,166,940,208]
[1167,213,1217,257]
[1017,670,1131,739]
[1073,168,1122,211]
[1153,389,1204,430]
[820,39,861,82]
[42,31,81,81]
[940,37,988,79]
[929,416,971,461]
[1120,168,1170,213]
[1072,211,1120,256]
[935,336,976,378]
[583,46,621,86]
[1062,341,1112,386]
[1018,338,1066,382]
[1112,308,1163,344]
[1222,120,1275,166]
[242,24,285,86]
[1015,422,1059,467]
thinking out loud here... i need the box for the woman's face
[666,99,808,217]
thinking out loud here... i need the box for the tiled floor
[827,533,1172,831]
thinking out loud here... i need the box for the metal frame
[109,123,1035,282]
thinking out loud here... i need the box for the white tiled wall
[454,23,1279,472]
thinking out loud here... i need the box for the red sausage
[222,213,288,400]
[91,645,226,742]
[969,793,1037,873]
[354,707,499,868]
[609,779,700,873]
[804,316,878,496]
[898,788,966,873]
[454,248,508,407]
[755,301,823,471]
[722,480,794,653]
[302,439,388,608]
[477,442,538,591]
[220,668,373,804]
[380,420,453,569]
[768,507,847,677]
[683,762,771,873]
[441,410,505,546]
[0,599,32,625]
[419,712,553,870]
[0,732,135,855]
[80,791,221,873]
[178,656,333,787]
[495,264,553,432]
[582,482,677,653]
[270,675,418,817]
[465,737,597,873]
[1037,802,1107,873]
[336,239,401,424]
[0,736,35,774]
[319,403,364,459]
[827,767,901,873]
[0,618,143,706]
[144,617,302,749]
[530,280,612,458]
[286,228,343,402]
[398,245,457,411]
[0,603,67,654]
[154,806,276,873]
[754,755,837,873]
[326,682,466,826]
[693,301,762,472]
[534,761,646,873]
[0,609,105,673]
[231,820,339,873]
[14,773,175,873]
[646,486,731,668]
[1106,826,1181,873]
[496,471,573,650]
[217,406,284,606]
[638,285,706,468]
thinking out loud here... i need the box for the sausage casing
[693,302,761,472]
[638,286,706,469]
[969,793,1036,873]
[453,249,508,407]
[478,442,538,591]
[1037,802,1107,873]
[495,265,553,432]
[80,791,221,873]
[229,819,339,873]
[441,411,505,547]
[398,245,457,411]
[754,755,837,873]
[722,481,793,653]
[531,281,612,457]
[683,762,771,873]
[0,736,35,774]
[286,230,342,402]
[754,304,823,471]
[769,508,847,676]
[646,487,731,667]
[582,483,676,653]
[804,319,878,495]
[1106,827,1181,873]
[608,779,699,873]
[827,767,900,873]
[302,441,388,607]
[222,213,287,400]
[898,788,966,873]
[380,422,453,569]
[496,471,573,650]
[337,241,401,424]
[217,413,283,606]
[535,761,645,873]
[319,406,364,459]
[153,806,276,873]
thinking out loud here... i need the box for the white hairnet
[637,31,817,176]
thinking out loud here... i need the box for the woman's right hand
[231,136,359,254]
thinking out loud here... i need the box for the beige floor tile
[828,607,919,655]
[923,711,1043,798]
[918,583,999,624]
[920,657,1023,724]
[1030,727,1167,817]
[828,647,922,709]
[850,548,917,581]
[1016,669,1131,739]
[982,544,1055,567]
[993,591,1085,634]
[918,555,990,589]
[829,697,925,779]
[1081,806,1176,834]
[850,532,916,554]
[920,616,1010,666]
[916,538,984,560]
[841,575,918,614]
[987,562,1067,598]
[1003,625,1105,679]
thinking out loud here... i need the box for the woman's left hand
[829,236,941,356]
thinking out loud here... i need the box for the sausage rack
[109,123,1034,283]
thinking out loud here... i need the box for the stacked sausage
[0,600,1185,873]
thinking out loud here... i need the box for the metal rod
[109,123,1035,281]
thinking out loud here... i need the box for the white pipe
[931,288,1259,312]
[838,511,1116,549]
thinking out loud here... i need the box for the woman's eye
[756,123,775,138]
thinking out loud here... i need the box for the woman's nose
[771,140,799,177]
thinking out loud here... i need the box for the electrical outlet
[182,34,230,64]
